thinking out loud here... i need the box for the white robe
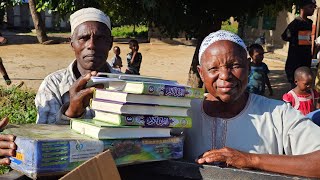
[184,94,320,161]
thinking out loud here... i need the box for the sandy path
[0,37,290,100]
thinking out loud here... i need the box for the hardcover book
[94,110,192,128]
[105,136,183,166]
[96,73,178,84]
[94,89,191,107]
[70,119,171,139]
[108,80,204,99]
[86,73,178,88]
[4,124,183,179]
[90,99,189,116]
[86,74,204,99]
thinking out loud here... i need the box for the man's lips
[217,84,237,93]
[84,54,95,58]
[83,54,103,61]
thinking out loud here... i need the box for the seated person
[0,7,117,165]
[185,30,320,178]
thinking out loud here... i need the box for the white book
[94,89,191,107]
[90,99,189,116]
[71,119,171,139]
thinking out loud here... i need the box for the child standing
[281,0,316,88]
[283,66,320,115]
[110,46,122,72]
[125,39,142,75]
[247,44,273,96]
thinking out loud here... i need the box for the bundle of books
[7,124,184,179]
[70,74,204,166]
[71,73,204,140]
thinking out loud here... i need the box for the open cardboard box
[60,150,121,180]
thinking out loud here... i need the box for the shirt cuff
[55,103,86,125]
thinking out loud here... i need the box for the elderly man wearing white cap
[185,30,320,177]
[0,7,118,165]
[34,7,118,125]
[35,8,119,124]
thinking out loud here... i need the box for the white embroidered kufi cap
[70,7,111,35]
[198,30,247,64]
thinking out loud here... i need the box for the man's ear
[197,65,204,82]
[70,37,75,51]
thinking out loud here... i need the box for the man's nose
[218,66,232,80]
[87,36,96,50]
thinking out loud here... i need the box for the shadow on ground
[1,31,70,45]
[265,70,291,100]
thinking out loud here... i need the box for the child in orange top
[282,66,320,115]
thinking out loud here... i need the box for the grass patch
[0,85,37,124]
[112,25,148,38]
[0,166,10,174]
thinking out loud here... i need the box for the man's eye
[232,64,241,69]
[79,36,89,41]
[208,67,219,72]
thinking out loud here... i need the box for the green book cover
[124,81,204,99]
[94,111,192,128]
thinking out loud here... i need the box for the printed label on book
[125,115,189,127]
[15,152,24,161]
[163,85,186,97]
[69,141,104,162]
[144,116,172,127]
[39,141,70,167]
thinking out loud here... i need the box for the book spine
[141,83,203,98]
[118,115,192,128]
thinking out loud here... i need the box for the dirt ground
[0,32,291,100]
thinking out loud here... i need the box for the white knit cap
[198,30,247,64]
[70,7,111,35]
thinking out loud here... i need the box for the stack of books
[71,73,204,139]
[7,75,203,178]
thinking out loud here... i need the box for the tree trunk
[28,0,48,43]
[187,18,222,88]
[133,24,136,35]
[237,15,247,39]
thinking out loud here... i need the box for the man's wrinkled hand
[65,71,98,118]
[196,147,255,169]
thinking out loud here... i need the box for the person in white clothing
[184,30,320,178]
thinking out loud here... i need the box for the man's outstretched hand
[0,117,16,165]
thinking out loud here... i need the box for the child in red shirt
[283,66,320,115]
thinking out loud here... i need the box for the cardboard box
[60,150,120,180]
